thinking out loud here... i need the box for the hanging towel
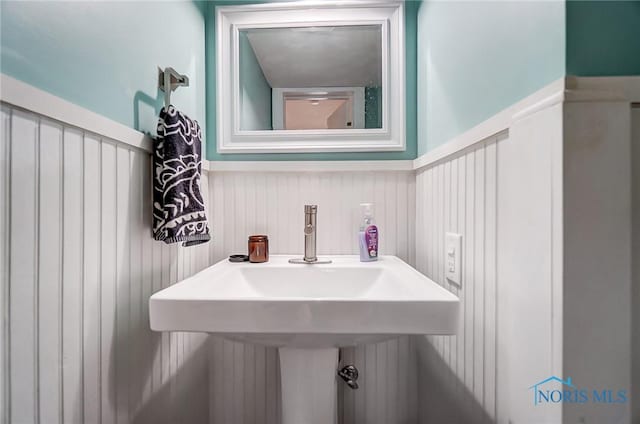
[153,105,210,246]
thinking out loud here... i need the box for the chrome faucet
[289,204,331,264]
[303,204,318,261]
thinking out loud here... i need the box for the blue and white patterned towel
[153,105,210,246]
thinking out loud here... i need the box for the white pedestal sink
[149,255,459,424]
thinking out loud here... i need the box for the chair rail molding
[413,76,640,172]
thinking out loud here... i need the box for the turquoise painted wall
[4,1,638,162]
[364,86,382,129]
[417,1,566,155]
[239,32,273,130]
[0,0,206,138]
[566,1,640,76]
[205,0,418,161]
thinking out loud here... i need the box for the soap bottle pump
[358,203,379,262]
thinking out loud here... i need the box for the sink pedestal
[279,347,339,424]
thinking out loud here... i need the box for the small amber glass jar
[248,235,269,263]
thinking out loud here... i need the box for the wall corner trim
[565,75,640,103]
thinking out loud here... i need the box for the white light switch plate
[445,232,462,286]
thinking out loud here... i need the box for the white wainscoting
[414,101,566,424]
[207,171,416,264]
[0,91,420,424]
[414,79,638,424]
[0,104,211,424]
[4,73,636,424]
[206,170,418,424]
[414,133,501,424]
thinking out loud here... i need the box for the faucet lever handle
[304,223,314,235]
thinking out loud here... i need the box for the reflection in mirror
[239,25,383,131]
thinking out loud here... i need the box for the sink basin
[150,255,459,345]
[149,255,459,424]
[240,266,387,298]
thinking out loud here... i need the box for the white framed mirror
[216,1,405,154]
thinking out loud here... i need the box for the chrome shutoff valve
[338,365,359,390]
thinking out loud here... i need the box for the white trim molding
[565,75,640,103]
[412,77,565,171]
[215,1,405,154]
[208,159,413,173]
[0,74,217,172]
[0,73,411,174]
[3,73,639,175]
[412,76,640,171]
[0,73,153,152]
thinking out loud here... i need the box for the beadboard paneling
[1,100,420,424]
[207,170,418,424]
[0,104,211,424]
[415,103,566,424]
[1,101,420,424]
[207,171,416,264]
[415,134,500,424]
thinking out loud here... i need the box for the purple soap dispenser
[358,203,378,262]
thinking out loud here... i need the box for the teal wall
[417,1,566,155]
[566,0,640,76]
[4,0,638,162]
[206,0,418,161]
[239,32,273,130]
[0,0,206,138]
[364,86,382,129]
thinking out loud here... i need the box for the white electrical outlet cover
[445,232,462,286]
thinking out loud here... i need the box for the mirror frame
[215,1,405,154]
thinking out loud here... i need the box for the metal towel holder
[158,67,189,108]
